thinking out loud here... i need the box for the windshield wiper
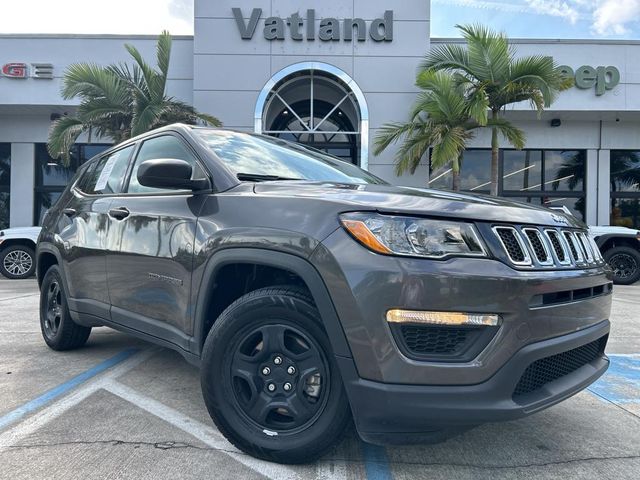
[236,173,303,182]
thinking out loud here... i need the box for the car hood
[589,225,639,236]
[0,226,42,241]
[253,182,585,228]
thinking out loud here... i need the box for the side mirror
[137,159,209,191]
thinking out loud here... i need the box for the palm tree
[374,70,524,191]
[48,31,220,165]
[422,24,572,195]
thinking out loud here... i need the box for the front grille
[400,325,470,355]
[523,228,551,264]
[490,225,603,269]
[513,336,607,398]
[545,229,568,263]
[563,232,581,262]
[577,233,594,262]
[494,227,527,263]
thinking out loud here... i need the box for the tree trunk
[490,109,499,196]
[452,154,461,191]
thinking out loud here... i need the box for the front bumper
[313,227,613,385]
[339,320,610,444]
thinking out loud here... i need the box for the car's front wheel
[0,245,36,279]
[604,245,640,285]
[40,265,92,350]
[200,286,351,464]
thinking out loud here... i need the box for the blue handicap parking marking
[361,442,393,480]
[588,354,640,404]
[0,348,139,431]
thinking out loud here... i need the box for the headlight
[340,213,487,259]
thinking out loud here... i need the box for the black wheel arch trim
[36,243,65,288]
[594,233,640,250]
[190,248,353,360]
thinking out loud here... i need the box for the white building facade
[0,0,639,229]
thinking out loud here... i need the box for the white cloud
[524,0,581,24]
[435,0,640,36]
[592,0,640,35]
[0,0,194,35]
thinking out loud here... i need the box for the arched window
[255,63,369,168]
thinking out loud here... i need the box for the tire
[39,265,92,350]
[200,286,351,464]
[603,245,640,285]
[0,245,36,279]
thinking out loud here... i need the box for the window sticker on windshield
[94,154,119,191]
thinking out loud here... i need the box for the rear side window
[126,135,202,194]
[82,146,134,195]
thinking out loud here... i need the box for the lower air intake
[513,336,607,398]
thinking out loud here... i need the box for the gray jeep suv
[37,124,612,464]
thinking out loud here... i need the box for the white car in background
[589,225,640,285]
[0,226,41,279]
[549,206,640,285]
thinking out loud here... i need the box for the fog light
[386,309,501,327]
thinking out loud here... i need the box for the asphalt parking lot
[0,278,639,480]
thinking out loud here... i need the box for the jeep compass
[37,124,612,464]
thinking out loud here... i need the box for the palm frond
[487,117,526,149]
[421,44,473,78]
[47,116,86,165]
[374,121,422,156]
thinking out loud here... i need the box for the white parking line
[105,381,313,480]
[0,347,348,480]
[0,348,157,451]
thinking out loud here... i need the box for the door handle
[62,208,76,217]
[108,207,130,220]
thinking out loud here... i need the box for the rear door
[106,134,208,348]
[58,145,135,319]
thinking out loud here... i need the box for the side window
[126,135,202,194]
[82,146,134,195]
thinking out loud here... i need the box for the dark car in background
[37,125,612,464]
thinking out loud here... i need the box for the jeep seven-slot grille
[513,336,607,398]
[563,232,580,261]
[495,228,527,263]
[545,230,567,263]
[524,229,549,264]
[491,226,603,269]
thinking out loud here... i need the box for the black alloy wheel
[39,265,92,350]
[228,323,329,434]
[200,286,351,464]
[604,246,640,285]
[43,279,63,338]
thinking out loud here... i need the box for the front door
[106,134,206,348]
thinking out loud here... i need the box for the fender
[190,248,353,360]
[36,242,102,326]
[593,233,640,249]
[36,242,65,287]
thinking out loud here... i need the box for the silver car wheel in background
[3,249,33,276]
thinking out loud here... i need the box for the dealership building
[1,0,640,230]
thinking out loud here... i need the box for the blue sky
[1,0,639,39]
[432,0,640,39]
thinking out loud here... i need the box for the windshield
[194,129,387,185]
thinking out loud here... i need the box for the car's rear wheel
[604,245,640,285]
[200,286,351,464]
[40,265,92,350]
[0,245,36,279]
